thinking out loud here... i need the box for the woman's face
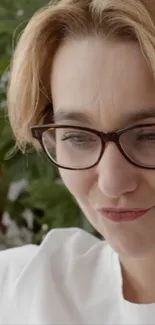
[51,35,155,258]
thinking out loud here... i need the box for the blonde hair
[7,0,155,150]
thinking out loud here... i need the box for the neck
[120,254,155,304]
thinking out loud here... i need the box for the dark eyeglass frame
[31,123,155,171]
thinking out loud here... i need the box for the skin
[51,35,155,303]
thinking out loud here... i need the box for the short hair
[7,0,155,150]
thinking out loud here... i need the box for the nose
[97,142,138,198]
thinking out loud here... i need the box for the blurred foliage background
[0,0,96,249]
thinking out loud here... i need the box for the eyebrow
[54,107,155,126]
[125,107,155,125]
[54,108,94,125]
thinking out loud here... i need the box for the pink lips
[97,208,151,222]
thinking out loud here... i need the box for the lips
[97,208,152,222]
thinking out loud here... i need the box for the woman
[2,0,155,323]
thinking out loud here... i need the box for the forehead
[51,36,155,131]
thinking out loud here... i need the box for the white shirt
[0,227,155,324]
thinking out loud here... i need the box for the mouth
[97,207,153,222]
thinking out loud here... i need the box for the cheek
[143,170,155,190]
[59,169,94,198]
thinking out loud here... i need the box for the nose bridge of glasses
[100,131,118,144]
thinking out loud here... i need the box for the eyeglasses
[31,123,155,170]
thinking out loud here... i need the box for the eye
[61,130,99,149]
[136,127,155,143]
[137,133,155,142]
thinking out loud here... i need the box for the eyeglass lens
[42,125,155,169]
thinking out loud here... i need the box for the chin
[86,212,155,260]
[106,234,155,260]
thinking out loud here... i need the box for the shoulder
[0,227,97,274]
[0,244,38,296]
[0,227,103,286]
[0,228,117,324]
[0,228,112,305]
[39,227,113,284]
[0,227,111,279]
[41,227,101,255]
